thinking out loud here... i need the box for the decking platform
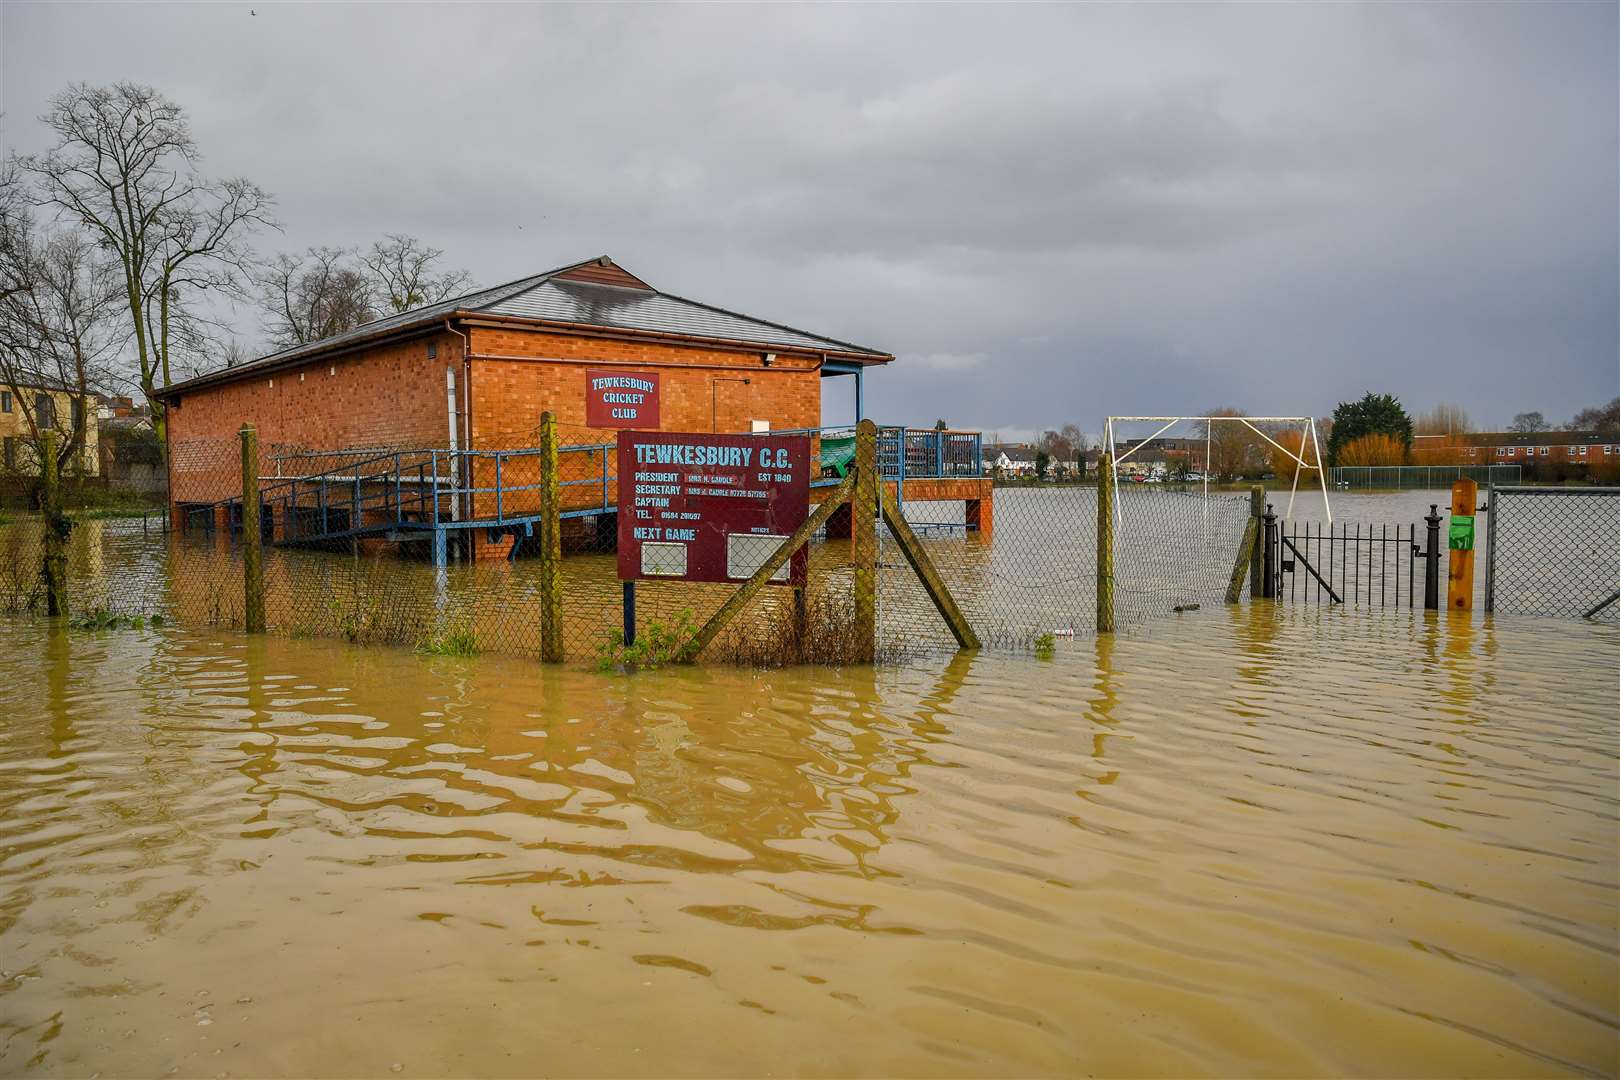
[175,426,990,564]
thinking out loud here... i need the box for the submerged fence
[1329,464,1520,490]
[1486,486,1620,622]
[23,421,1615,662]
[1,423,1264,663]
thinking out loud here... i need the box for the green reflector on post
[1449,515,1475,551]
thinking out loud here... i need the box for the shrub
[1336,433,1407,467]
[597,609,698,672]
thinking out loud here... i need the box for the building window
[0,391,10,413]
[71,397,84,432]
[1579,445,1588,456]
[34,394,54,429]
[1495,447,1504,457]
[1540,446,1548,456]
[3,437,14,471]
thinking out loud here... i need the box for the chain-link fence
[1,421,1266,664]
[1486,486,1620,622]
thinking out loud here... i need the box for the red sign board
[617,431,811,586]
[586,369,660,429]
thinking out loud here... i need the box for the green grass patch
[415,619,479,657]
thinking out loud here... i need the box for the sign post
[617,430,811,588]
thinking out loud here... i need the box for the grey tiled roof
[165,256,888,396]
[485,278,885,355]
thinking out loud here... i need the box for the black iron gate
[1263,505,1445,609]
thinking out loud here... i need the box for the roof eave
[458,311,893,364]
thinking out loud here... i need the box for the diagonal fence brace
[879,483,980,650]
[681,471,856,662]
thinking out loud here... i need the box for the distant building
[1413,430,1617,466]
[1,381,99,478]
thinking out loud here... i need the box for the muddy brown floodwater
[0,606,1615,1078]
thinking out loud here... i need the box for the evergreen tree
[1325,393,1413,466]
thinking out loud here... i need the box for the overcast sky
[3,2,1616,440]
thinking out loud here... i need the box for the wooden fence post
[40,429,68,617]
[240,424,265,632]
[538,411,563,662]
[1096,453,1115,632]
[1447,477,1478,613]
[852,419,878,662]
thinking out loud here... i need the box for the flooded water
[1,605,1615,1077]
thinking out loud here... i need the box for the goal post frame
[1103,415,1332,527]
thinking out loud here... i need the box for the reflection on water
[1,609,1615,1077]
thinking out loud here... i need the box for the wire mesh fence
[1330,465,1521,490]
[1486,486,1620,622]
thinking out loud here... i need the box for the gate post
[1248,485,1265,599]
[241,424,265,633]
[538,411,563,663]
[852,419,878,662]
[1423,503,1442,611]
[1261,503,1277,599]
[1482,483,1496,613]
[40,429,69,617]
[1096,453,1115,632]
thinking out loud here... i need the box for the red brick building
[161,256,893,539]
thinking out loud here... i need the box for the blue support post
[432,527,448,567]
[495,453,504,523]
[935,430,944,477]
[431,451,440,527]
[855,367,864,423]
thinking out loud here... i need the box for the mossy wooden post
[538,411,563,662]
[240,424,265,633]
[1248,484,1265,599]
[40,429,68,617]
[1446,477,1478,613]
[852,419,878,662]
[1096,453,1115,632]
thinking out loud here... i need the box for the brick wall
[466,326,820,449]
[165,324,829,512]
[166,333,456,504]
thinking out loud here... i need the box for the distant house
[0,380,99,478]
[1412,430,1616,463]
[984,444,1037,476]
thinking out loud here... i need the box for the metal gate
[1264,506,1444,609]
[1485,486,1620,621]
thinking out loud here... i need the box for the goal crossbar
[1104,415,1332,526]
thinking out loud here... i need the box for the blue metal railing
[184,426,983,548]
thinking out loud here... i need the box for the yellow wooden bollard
[1446,477,1478,613]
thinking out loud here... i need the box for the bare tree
[1204,407,1260,480]
[22,82,275,443]
[1414,401,1473,436]
[361,234,472,314]
[257,247,378,347]
[0,210,127,476]
[1570,397,1620,433]
[1509,410,1549,434]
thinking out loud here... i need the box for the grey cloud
[1,0,1614,435]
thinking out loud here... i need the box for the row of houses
[1411,430,1618,464]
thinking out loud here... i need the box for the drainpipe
[445,319,473,521]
